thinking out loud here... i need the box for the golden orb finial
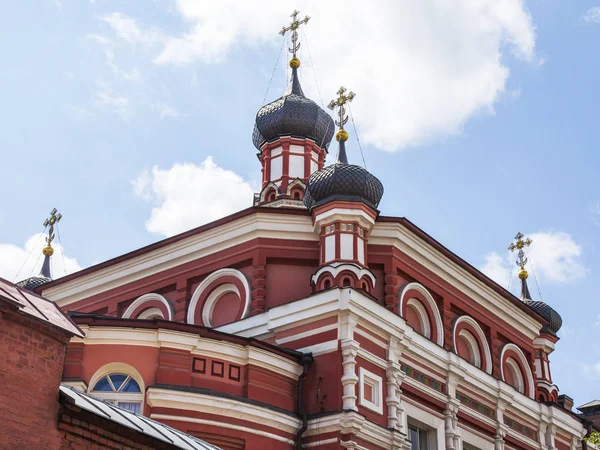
[518,268,528,280]
[336,129,349,142]
[43,245,54,257]
[289,57,300,69]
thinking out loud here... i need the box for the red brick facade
[0,301,70,450]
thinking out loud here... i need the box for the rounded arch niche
[399,282,444,346]
[500,343,535,398]
[122,293,172,320]
[187,268,251,328]
[452,316,492,374]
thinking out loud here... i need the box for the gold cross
[279,10,310,61]
[42,208,62,256]
[508,232,532,270]
[328,87,356,142]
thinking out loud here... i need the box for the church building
[16,10,587,450]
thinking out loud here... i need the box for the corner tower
[304,87,384,293]
[509,232,562,402]
[253,11,335,208]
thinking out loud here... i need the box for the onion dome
[524,299,563,335]
[17,275,50,291]
[17,208,61,292]
[510,234,562,335]
[252,65,335,151]
[304,136,384,210]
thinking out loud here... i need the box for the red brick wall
[58,400,178,450]
[0,303,70,450]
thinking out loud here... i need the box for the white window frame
[358,367,383,415]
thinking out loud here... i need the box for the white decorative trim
[406,298,431,339]
[147,388,300,435]
[500,343,535,398]
[137,308,163,320]
[151,414,294,445]
[187,268,250,326]
[453,315,492,374]
[399,282,444,346]
[62,380,88,392]
[359,367,383,415]
[201,283,239,327]
[311,263,376,287]
[44,213,315,307]
[297,339,339,356]
[122,293,171,320]
[370,222,543,338]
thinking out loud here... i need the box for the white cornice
[72,326,303,379]
[42,212,315,306]
[147,387,300,436]
[217,288,584,442]
[369,222,543,339]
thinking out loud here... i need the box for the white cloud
[0,234,82,283]
[63,71,74,80]
[481,231,587,289]
[583,6,600,23]
[481,252,512,288]
[152,102,180,119]
[101,12,162,48]
[93,81,131,120]
[131,0,538,151]
[133,158,255,237]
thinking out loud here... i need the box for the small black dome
[304,141,384,210]
[524,300,563,335]
[252,68,334,150]
[17,276,50,292]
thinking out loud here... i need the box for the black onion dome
[252,67,335,150]
[304,140,384,210]
[17,275,50,292]
[524,300,563,335]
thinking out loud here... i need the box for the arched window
[88,363,144,414]
[452,316,492,374]
[500,343,535,398]
[504,357,525,394]
[399,282,444,346]
[456,329,481,368]
[405,298,431,338]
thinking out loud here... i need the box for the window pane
[419,429,428,450]
[92,376,113,392]
[118,402,141,414]
[109,374,128,391]
[409,427,419,450]
[121,378,141,393]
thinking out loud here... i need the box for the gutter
[296,354,314,450]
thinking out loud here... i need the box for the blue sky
[0,0,598,406]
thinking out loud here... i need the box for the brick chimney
[558,394,574,411]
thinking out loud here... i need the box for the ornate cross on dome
[279,10,310,67]
[42,208,62,256]
[508,232,532,275]
[328,86,356,142]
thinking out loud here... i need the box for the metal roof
[0,276,83,337]
[59,385,220,450]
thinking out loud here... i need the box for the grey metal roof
[59,385,220,450]
[0,276,83,337]
[252,67,334,150]
[304,140,384,210]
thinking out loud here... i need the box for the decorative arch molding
[122,293,172,321]
[187,268,251,327]
[452,315,492,374]
[500,343,535,398]
[259,182,280,203]
[88,362,145,394]
[312,263,376,286]
[399,282,444,346]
